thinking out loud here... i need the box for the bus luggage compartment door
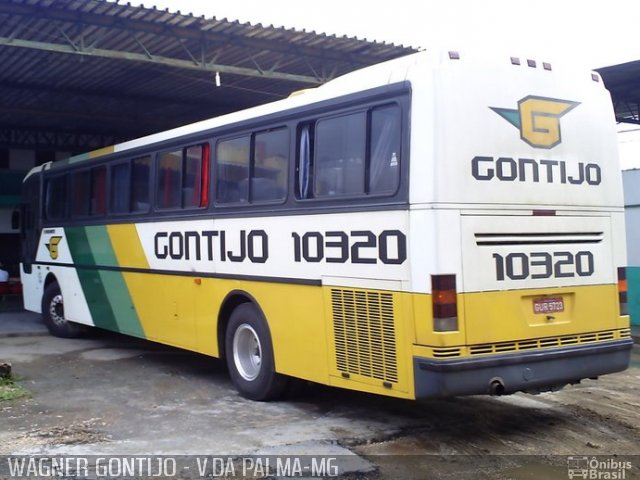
[459,214,619,346]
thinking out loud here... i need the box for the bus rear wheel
[42,283,85,338]
[225,303,288,401]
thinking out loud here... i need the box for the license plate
[533,297,564,314]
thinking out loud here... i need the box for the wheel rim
[49,294,65,326]
[232,323,262,381]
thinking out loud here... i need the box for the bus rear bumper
[413,339,633,398]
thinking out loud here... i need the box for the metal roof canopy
[0,0,416,153]
[597,60,640,125]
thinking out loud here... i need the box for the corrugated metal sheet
[597,60,640,125]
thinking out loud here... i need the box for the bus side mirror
[11,209,20,230]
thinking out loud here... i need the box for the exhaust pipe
[489,379,505,396]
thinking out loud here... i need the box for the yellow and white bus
[18,50,632,400]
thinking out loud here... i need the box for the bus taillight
[618,267,628,316]
[432,274,458,332]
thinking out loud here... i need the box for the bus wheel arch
[219,292,288,401]
[41,277,85,338]
[43,272,58,290]
[217,291,253,360]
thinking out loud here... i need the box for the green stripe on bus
[65,226,96,265]
[97,269,145,337]
[65,226,119,332]
[84,226,145,337]
[65,226,145,337]
[84,226,117,267]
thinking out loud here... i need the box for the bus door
[20,175,41,274]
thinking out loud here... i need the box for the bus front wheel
[41,283,85,338]
[225,303,288,401]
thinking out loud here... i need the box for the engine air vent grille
[331,288,398,384]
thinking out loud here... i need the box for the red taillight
[200,143,211,208]
[618,267,628,316]
[432,274,458,332]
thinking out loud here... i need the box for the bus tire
[225,303,288,401]
[41,282,85,338]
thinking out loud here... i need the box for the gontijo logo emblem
[46,236,62,260]
[491,96,580,149]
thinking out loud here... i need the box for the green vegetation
[0,375,30,401]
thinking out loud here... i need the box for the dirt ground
[0,330,638,479]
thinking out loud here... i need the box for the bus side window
[157,150,182,209]
[369,104,401,195]
[216,136,250,204]
[156,144,208,210]
[296,123,314,199]
[45,175,67,220]
[110,162,130,214]
[184,145,203,208]
[315,112,366,197]
[70,170,90,217]
[91,166,107,216]
[253,128,288,202]
[131,156,151,213]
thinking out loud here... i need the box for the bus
[17,50,633,401]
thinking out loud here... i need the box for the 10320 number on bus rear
[492,251,594,281]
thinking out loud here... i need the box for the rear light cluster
[431,274,458,332]
[618,267,628,316]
